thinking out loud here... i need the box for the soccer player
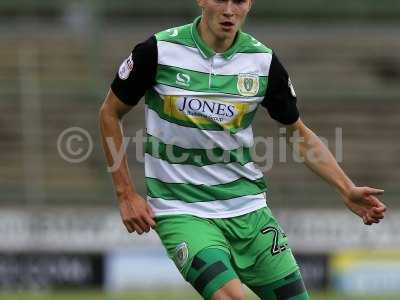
[99,1,386,299]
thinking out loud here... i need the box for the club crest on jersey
[174,242,189,269]
[118,53,134,80]
[237,73,259,96]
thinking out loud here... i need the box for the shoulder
[125,35,157,67]
[134,35,157,51]
[154,23,195,47]
[237,32,273,55]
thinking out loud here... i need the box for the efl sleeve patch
[261,53,300,125]
[111,36,158,106]
[118,53,134,80]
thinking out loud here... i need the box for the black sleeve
[261,53,300,125]
[110,36,158,106]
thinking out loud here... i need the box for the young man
[99,1,386,299]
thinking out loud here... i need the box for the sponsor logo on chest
[178,97,235,120]
[164,96,251,129]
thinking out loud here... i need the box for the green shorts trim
[248,269,310,300]
[186,248,238,300]
[155,207,299,287]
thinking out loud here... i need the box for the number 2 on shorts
[260,226,287,256]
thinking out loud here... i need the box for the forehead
[201,0,252,5]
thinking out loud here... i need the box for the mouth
[220,21,235,30]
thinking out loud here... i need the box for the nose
[223,1,234,17]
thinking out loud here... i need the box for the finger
[144,205,156,229]
[371,218,380,224]
[363,215,373,226]
[366,213,381,224]
[368,209,384,219]
[144,214,156,229]
[141,218,151,233]
[368,214,380,223]
[146,205,155,219]
[124,221,135,233]
[365,218,379,225]
[135,217,150,233]
[372,206,386,213]
[133,223,144,235]
[144,208,156,225]
[369,214,383,221]
[374,214,384,220]
[364,187,384,196]
[366,195,386,209]
[372,207,386,219]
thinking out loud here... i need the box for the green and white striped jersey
[111,17,299,218]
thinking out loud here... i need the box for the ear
[248,0,254,11]
[197,0,205,9]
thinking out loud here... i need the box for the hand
[343,186,386,225]
[118,193,156,234]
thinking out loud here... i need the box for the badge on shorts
[237,73,259,96]
[174,242,189,269]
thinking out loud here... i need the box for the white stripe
[146,106,254,150]
[158,41,272,76]
[145,154,263,185]
[148,193,267,219]
[154,84,264,102]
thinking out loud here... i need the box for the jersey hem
[152,201,268,219]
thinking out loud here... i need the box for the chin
[217,31,235,40]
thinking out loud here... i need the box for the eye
[214,0,247,5]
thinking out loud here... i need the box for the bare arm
[285,118,386,225]
[99,89,155,234]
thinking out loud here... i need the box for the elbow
[98,102,117,130]
[99,101,107,117]
[99,101,119,123]
[100,89,131,122]
[98,104,107,136]
[98,103,108,126]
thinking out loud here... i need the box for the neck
[198,19,236,53]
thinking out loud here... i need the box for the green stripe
[156,65,267,97]
[145,134,254,167]
[145,89,257,133]
[146,177,267,203]
[238,32,273,54]
[155,24,196,48]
